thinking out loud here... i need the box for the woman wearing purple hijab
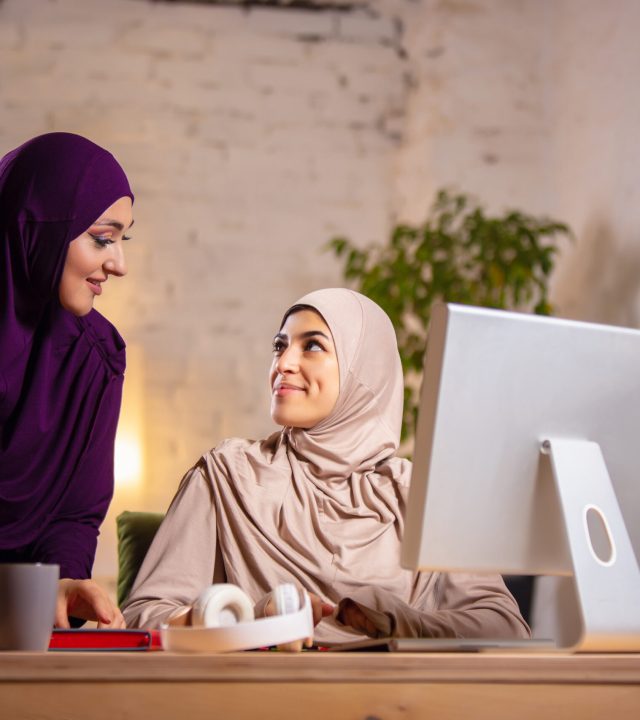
[0,133,134,628]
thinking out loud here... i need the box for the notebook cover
[49,629,162,651]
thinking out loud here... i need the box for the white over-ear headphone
[191,584,255,627]
[161,583,313,653]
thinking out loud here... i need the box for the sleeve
[29,376,122,580]
[336,572,531,640]
[121,463,218,629]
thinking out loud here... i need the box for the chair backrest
[116,510,164,606]
[503,575,534,626]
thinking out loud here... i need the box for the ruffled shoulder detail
[78,309,126,375]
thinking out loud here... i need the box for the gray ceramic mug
[0,563,59,651]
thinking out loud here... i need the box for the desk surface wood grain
[2,652,639,720]
[1,650,639,683]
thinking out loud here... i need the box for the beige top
[122,289,530,643]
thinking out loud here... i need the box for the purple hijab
[0,133,133,578]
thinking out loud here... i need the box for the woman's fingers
[321,602,334,617]
[339,602,377,636]
[264,587,336,649]
[277,639,304,652]
[76,580,120,625]
[309,594,335,625]
[96,607,126,629]
[267,588,334,626]
[54,585,71,629]
[56,578,125,628]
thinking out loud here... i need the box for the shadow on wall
[557,216,640,328]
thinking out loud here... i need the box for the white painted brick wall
[337,8,399,44]
[0,0,408,578]
[245,6,337,37]
[2,0,639,582]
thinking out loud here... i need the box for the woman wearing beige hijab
[122,289,529,643]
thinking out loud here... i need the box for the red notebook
[49,629,163,651]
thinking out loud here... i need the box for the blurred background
[1,0,639,589]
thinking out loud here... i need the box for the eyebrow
[92,218,135,230]
[274,330,332,342]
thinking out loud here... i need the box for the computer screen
[401,303,640,651]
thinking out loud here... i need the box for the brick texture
[2,0,639,580]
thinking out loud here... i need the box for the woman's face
[270,309,340,429]
[58,195,133,317]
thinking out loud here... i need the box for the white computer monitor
[401,303,640,651]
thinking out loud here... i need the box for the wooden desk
[1,651,639,719]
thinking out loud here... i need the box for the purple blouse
[0,133,133,578]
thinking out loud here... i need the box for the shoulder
[213,436,255,453]
[201,432,285,478]
[200,437,258,474]
[80,309,124,347]
[78,309,126,374]
[212,429,282,454]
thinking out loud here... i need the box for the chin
[272,412,299,428]
[271,411,287,427]
[60,299,93,317]
[271,405,317,430]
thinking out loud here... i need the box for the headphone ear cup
[192,584,255,627]
[273,583,301,616]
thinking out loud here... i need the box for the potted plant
[328,189,573,443]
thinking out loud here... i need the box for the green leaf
[326,189,573,443]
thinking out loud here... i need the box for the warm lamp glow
[114,344,145,489]
[115,432,143,487]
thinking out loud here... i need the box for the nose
[276,346,299,374]
[104,242,127,277]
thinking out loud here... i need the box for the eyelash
[90,234,113,248]
[272,339,325,354]
[90,234,132,248]
[305,340,324,351]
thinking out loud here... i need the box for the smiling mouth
[274,384,305,396]
[87,279,103,296]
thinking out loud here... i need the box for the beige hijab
[209,289,412,639]
[123,288,529,642]
[285,287,405,480]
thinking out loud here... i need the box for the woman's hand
[307,592,335,630]
[265,589,334,651]
[336,598,378,636]
[55,578,126,629]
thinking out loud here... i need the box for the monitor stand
[542,438,640,651]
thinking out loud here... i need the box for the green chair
[115,510,164,606]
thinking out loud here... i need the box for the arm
[121,462,218,629]
[336,573,531,640]
[29,375,121,579]
[30,375,123,627]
